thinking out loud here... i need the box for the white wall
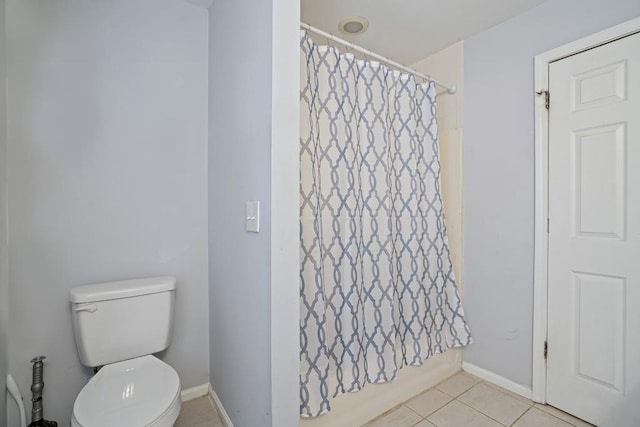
[6,1,210,425]
[208,0,299,425]
[0,0,8,423]
[270,0,301,425]
[463,0,640,388]
[208,1,272,423]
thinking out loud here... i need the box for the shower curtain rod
[300,22,457,95]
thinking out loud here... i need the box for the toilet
[69,277,182,427]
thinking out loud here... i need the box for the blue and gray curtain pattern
[299,33,472,418]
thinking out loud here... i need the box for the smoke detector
[338,17,369,35]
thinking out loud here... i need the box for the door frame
[532,16,640,404]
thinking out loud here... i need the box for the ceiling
[301,0,549,64]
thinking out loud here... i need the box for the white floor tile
[363,405,423,427]
[427,400,502,427]
[358,370,596,427]
[534,404,594,426]
[458,382,530,425]
[436,372,481,397]
[482,380,534,406]
[512,408,574,427]
[405,388,453,417]
[175,396,224,427]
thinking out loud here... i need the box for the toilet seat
[71,355,181,427]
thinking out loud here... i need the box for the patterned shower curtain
[299,33,472,418]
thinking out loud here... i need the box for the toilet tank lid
[69,277,176,303]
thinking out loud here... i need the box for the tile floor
[364,372,594,427]
[174,372,594,427]
[175,396,224,427]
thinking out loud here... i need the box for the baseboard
[462,362,532,400]
[208,383,234,427]
[181,383,210,402]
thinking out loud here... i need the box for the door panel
[547,31,640,427]
[572,123,626,238]
[573,271,625,392]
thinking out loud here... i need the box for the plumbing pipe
[29,356,45,424]
[27,356,57,427]
[6,374,28,427]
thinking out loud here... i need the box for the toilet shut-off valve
[28,356,57,427]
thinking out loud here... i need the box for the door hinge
[544,341,548,360]
[536,89,550,110]
[547,218,550,234]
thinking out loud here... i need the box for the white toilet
[69,277,182,427]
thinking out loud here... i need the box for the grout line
[404,403,426,419]
[362,400,412,425]
[434,373,482,398]
[509,405,533,426]
[535,404,590,426]
[453,397,510,426]
[481,380,535,406]
[435,380,480,398]
[365,372,465,425]
[365,370,560,427]
[458,381,533,425]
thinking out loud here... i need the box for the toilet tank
[69,277,176,367]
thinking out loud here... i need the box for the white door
[547,31,640,427]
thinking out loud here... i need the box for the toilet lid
[73,355,180,427]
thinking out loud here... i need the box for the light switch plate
[246,201,260,233]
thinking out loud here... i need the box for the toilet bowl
[68,277,181,426]
[71,355,181,427]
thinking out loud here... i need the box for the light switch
[246,201,260,233]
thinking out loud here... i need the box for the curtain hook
[325,34,335,50]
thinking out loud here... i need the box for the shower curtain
[299,33,472,417]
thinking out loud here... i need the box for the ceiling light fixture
[338,16,369,35]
